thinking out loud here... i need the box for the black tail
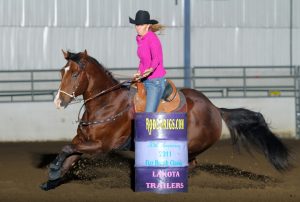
[219,107,290,171]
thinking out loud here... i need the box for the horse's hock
[134,112,188,193]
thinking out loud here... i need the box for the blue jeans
[143,77,166,112]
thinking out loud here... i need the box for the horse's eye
[72,72,79,78]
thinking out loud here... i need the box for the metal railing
[0,69,60,102]
[0,66,299,102]
[192,66,299,98]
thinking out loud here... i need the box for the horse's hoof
[40,179,62,191]
[48,169,61,181]
[40,182,51,191]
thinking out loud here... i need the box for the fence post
[184,0,191,88]
[243,66,246,97]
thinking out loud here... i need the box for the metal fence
[0,69,59,102]
[192,66,298,98]
[0,66,299,102]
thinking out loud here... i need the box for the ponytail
[149,24,165,34]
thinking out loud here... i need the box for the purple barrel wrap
[135,112,188,193]
[135,167,188,193]
[135,113,187,140]
[135,140,188,167]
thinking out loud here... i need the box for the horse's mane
[67,51,118,83]
[88,56,119,83]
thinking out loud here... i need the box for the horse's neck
[84,64,118,98]
[84,88,129,116]
[82,64,127,109]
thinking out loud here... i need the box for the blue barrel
[135,112,188,193]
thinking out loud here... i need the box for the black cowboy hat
[129,10,158,25]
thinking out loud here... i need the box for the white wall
[211,97,296,138]
[0,0,299,70]
[0,97,296,141]
[0,102,80,141]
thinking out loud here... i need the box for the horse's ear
[82,49,88,59]
[62,49,68,59]
[61,49,69,60]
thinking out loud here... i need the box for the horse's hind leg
[188,158,198,171]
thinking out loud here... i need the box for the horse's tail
[219,107,290,171]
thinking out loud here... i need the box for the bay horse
[40,50,290,190]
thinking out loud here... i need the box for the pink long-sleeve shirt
[136,31,166,79]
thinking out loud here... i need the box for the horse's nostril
[60,100,69,108]
[60,100,66,107]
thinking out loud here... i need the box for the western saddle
[133,79,187,113]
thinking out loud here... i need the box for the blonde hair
[149,24,165,34]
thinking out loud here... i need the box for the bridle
[57,61,133,126]
[58,89,77,100]
[57,63,83,102]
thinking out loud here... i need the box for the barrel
[135,112,188,193]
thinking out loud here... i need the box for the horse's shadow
[33,153,58,169]
[190,164,276,183]
[33,152,278,189]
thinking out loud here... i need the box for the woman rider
[129,10,166,112]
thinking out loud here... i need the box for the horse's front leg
[48,144,77,180]
[40,140,103,191]
[49,140,104,180]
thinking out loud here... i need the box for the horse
[40,50,290,190]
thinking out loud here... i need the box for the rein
[76,79,132,126]
[78,104,131,126]
[83,79,131,104]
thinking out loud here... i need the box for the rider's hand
[133,71,142,81]
[142,68,154,78]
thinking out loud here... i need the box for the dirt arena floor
[0,139,299,202]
